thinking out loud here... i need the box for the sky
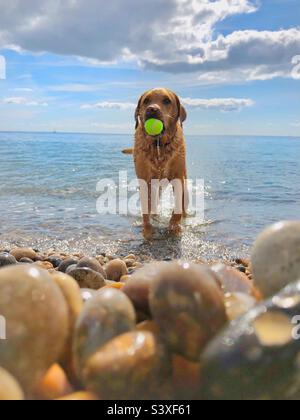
[0,0,299,136]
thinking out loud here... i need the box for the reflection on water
[0,132,299,260]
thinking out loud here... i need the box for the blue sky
[0,0,299,136]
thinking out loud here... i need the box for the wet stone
[105,259,128,282]
[46,257,62,268]
[65,264,78,274]
[0,253,18,267]
[19,257,34,264]
[77,257,107,278]
[10,248,37,262]
[150,261,227,361]
[252,221,300,298]
[68,267,105,290]
[58,258,79,273]
[83,331,170,400]
[73,288,136,377]
[0,367,25,401]
[0,265,69,395]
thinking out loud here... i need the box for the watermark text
[292,315,300,340]
[96,171,204,220]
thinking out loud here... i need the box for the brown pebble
[252,221,300,298]
[50,272,83,321]
[150,261,227,361]
[123,262,168,316]
[73,288,136,377]
[68,267,106,290]
[105,259,128,282]
[125,254,137,261]
[95,256,105,265]
[211,263,261,300]
[65,264,78,274]
[0,253,17,267]
[34,261,54,270]
[0,265,69,395]
[124,259,135,268]
[57,391,98,401]
[10,247,37,261]
[35,364,73,401]
[50,272,83,363]
[58,258,78,273]
[77,257,107,278]
[136,320,159,334]
[19,257,34,264]
[225,292,257,321]
[83,331,170,400]
[172,355,201,400]
[0,367,25,401]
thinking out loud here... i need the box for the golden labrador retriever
[124,88,188,240]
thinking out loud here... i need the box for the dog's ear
[135,95,143,129]
[175,94,187,126]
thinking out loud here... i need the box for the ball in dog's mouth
[144,119,164,137]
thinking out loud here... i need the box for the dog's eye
[163,98,171,105]
[143,98,150,105]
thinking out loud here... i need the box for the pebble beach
[1,220,300,400]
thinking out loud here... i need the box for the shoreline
[0,231,251,265]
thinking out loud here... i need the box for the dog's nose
[146,105,160,117]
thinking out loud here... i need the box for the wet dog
[124,88,188,240]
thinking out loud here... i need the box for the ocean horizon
[1,130,300,138]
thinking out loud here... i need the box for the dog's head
[135,88,187,134]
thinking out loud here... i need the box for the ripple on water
[0,132,299,260]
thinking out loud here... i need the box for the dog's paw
[143,224,155,241]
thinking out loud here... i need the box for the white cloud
[143,28,300,80]
[13,87,34,92]
[76,57,117,67]
[0,0,257,61]
[0,1,299,82]
[81,101,136,110]
[182,97,254,111]
[2,97,48,107]
[81,97,254,112]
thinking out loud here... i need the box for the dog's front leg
[139,179,154,240]
[169,177,186,236]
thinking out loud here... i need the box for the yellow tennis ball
[144,119,164,136]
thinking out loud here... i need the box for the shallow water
[0,132,299,261]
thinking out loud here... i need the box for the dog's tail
[122,148,134,155]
